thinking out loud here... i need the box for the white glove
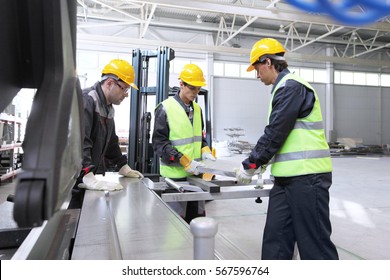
[180,154,205,175]
[202,152,216,161]
[185,160,204,175]
[118,164,144,178]
[201,146,216,161]
[79,172,123,191]
[235,164,256,184]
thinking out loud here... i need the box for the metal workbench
[71,174,193,259]
[71,173,268,260]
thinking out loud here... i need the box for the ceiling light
[196,14,202,24]
[279,24,285,33]
[351,31,357,41]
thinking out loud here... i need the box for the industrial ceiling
[76,0,390,68]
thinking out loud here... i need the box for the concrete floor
[1,156,390,259]
[206,156,390,260]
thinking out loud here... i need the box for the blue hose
[286,0,390,25]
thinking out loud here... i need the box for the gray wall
[334,85,390,145]
[212,77,327,144]
[213,77,270,144]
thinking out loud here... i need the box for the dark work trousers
[261,172,339,260]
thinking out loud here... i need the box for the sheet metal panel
[71,174,193,260]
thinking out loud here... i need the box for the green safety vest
[269,73,332,177]
[159,97,202,178]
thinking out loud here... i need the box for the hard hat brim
[130,83,139,90]
[247,64,255,72]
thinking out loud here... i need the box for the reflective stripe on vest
[269,73,332,177]
[159,97,202,178]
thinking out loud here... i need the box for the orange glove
[201,146,216,161]
[179,154,204,175]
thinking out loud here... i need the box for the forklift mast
[128,47,175,175]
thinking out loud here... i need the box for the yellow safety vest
[270,73,332,177]
[159,97,202,178]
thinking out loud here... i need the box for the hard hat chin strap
[258,54,285,63]
[101,74,119,82]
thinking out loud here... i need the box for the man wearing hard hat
[69,59,143,208]
[152,63,215,223]
[236,38,339,260]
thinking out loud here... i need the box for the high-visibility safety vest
[269,73,332,177]
[159,97,202,178]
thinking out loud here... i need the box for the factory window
[353,72,366,86]
[240,64,255,78]
[334,71,383,86]
[224,63,240,77]
[381,74,390,87]
[213,61,327,83]
[173,59,188,74]
[339,71,354,84]
[314,69,327,83]
[299,68,313,82]
[214,62,224,76]
[366,73,379,86]
[78,51,99,69]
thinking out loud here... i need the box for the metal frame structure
[76,0,390,67]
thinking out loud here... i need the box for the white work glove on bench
[118,164,144,178]
[79,172,123,191]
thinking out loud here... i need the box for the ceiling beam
[77,33,390,68]
[126,0,390,31]
[219,16,258,46]
[141,4,157,38]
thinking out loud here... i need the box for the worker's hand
[180,154,204,175]
[257,164,267,175]
[201,146,216,161]
[79,172,123,191]
[119,164,144,178]
[235,164,256,184]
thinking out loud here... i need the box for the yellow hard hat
[247,38,286,72]
[179,64,206,87]
[102,59,138,90]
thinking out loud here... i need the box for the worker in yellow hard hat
[236,38,339,260]
[69,59,143,209]
[152,63,215,223]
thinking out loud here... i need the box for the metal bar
[197,166,236,178]
[187,177,220,193]
[128,49,142,169]
[164,178,184,192]
[161,187,271,202]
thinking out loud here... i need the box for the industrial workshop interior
[1,0,390,265]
